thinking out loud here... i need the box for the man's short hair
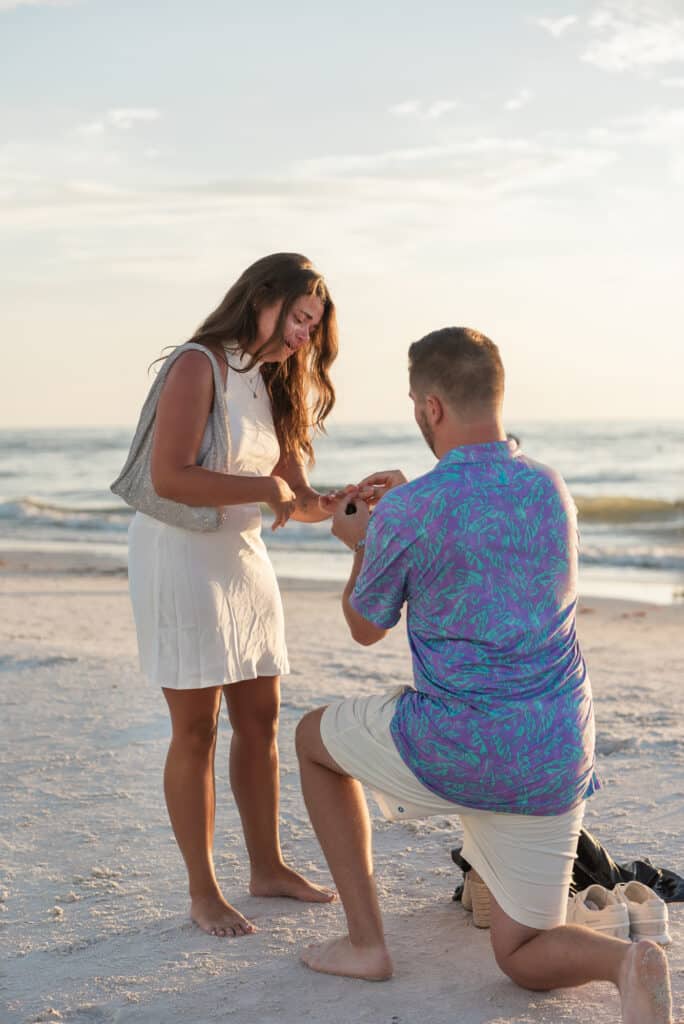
[408,327,504,410]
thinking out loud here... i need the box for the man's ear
[425,393,444,425]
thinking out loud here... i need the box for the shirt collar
[437,438,519,467]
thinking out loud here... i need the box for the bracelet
[353,538,366,553]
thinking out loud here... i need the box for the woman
[126,253,339,937]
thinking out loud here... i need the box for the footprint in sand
[596,735,638,756]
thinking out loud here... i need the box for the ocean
[1,422,682,604]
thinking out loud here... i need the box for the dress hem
[149,661,291,690]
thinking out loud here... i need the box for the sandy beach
[1,561,682,1024]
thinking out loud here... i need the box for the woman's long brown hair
[189,252,337,463]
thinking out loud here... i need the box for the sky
[1,0,683,427]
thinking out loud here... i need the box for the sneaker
[566,884,630,939]
[614,881,672,946]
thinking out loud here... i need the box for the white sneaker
[614,881,672,945]
[566,884,630,939]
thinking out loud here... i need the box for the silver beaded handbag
[111,343,231,531]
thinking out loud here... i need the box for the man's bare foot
[249,864,336,903]
[301,934,393,981]
[190,894,256,937]
[618,940,672,1024]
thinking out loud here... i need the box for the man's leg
[295,708,393,980]
[486,874,672,1023]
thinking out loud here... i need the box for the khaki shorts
[320,688,585,931]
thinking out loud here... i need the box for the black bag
[451,827,684,904]
[570,828,684,902]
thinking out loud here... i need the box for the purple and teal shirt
[350,440,600,816]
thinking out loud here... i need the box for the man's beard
[416,408,436,455]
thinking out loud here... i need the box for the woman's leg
[223,675,335,902]
[163,686,255,937]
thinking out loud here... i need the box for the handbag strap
[112,342,231,491]
[168,343,230,467]
[157,341,225,397]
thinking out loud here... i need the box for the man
[295,327,672,1023]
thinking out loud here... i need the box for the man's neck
[433,419,506,459]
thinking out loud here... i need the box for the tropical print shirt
[350,439,600,815]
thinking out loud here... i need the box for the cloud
[661,76,684,87]
[425,100,461,119]
[107,108,161,128]
[289,135,616,197]
[388,100,421,117]
[388,98,461,120]
[0,132,619,240]
[532,16,578,38]
[590,106,684,146]
[504,88,533,112]
[582,3,684,71]
[0,0,77,9]
[75,121,105,137]
[291,138,533,178]
[75,108,161,136]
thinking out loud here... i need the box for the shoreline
[1,544,682,606]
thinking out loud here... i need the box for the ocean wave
[580,545,684,572]
[0,497,132,530]
[566,472,639,486]
[2,494,683,574]
[0,429,131,455]
[575,496,684,524]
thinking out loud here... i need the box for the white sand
[1,570,682,1024]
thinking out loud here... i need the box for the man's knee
[489,900,552,991]
[493,949,553,993]
[295,708,325,761]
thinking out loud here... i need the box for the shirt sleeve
[350,490,415,629]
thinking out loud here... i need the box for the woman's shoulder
[153,350,221,407]
[165,344,225,382]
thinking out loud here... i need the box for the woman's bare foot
[190,893,256,937]
[249,864,336,903]
[301,934,393,981]
[618,940,672,1023]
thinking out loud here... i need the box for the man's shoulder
[514,452,575,506]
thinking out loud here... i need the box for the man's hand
[319,485,358,517]
[356,470,408,508]
[320,475,398,516]
[331,497,370,550]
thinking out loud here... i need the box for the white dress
[127,351,290,689]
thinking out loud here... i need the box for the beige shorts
[320,688,585,931]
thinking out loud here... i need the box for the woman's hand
[266,476,298,530]
[318,485,357,517]
[355,470,408,507]
[319,470,407,516]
